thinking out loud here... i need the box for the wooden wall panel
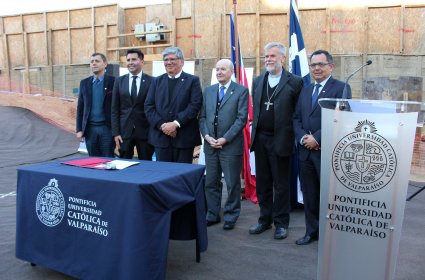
[176,18,193,58]
[94,5,118,26]
[71,29,92,64]
[329,9,364,54]
[95,26,106,55]
[3,16,22,34]
[52,30,68,65]
[403,7,425,54]
[28,33,46,65]
[146,4,173,27]
[70,9,91,28]
[8,34,24,66]
[47,11,68,30]
[368,7,401,53]
[301,9,328,54]
[194,15,220,58]
[23,14,44,33]
[259,15,287,55]
[124,8,146,47]
[0,36,5,68]
[260,1,285,13]
[225,0,257,13]
[195,0,223,16]
[106,25,119,61]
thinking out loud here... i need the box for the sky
[0,0,171,16]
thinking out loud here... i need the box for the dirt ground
[0,92,76,133]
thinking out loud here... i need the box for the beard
[265,62,282,74]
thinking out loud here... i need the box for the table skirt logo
[36,178,65,226]
[332,120,397,193]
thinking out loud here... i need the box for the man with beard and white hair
[249,42,303,239]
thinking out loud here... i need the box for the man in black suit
[293,49,351,245]
[111,49,154,160]
[145,47,202,163]
[76,52,115,157]
[249,42,303,240]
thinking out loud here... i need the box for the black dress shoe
[206,220,220,227]
[274,227,288,240]
[249,223,272,234]
[223,221,236,230]
[295,235,318,245]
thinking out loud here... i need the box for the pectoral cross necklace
[265,84,278,111]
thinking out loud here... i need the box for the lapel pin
[181,79,184,82]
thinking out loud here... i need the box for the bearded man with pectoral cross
[249,42,303,240]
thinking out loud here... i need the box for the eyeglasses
[309,62,331,69]
[164,58,179,63]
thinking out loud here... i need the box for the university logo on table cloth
[332,120,397,193]
[36,178,65,227]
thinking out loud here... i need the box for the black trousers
[119,129,154,160]
[155,146,194,164]
[254,132,291,228]
[299,151,321,237]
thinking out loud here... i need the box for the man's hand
[205,135,226,149]
[76,131,84,142]
[161,122,178,138]
[303,135,320,150]
[114,135,123,150]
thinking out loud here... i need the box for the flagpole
[233,0,240,82]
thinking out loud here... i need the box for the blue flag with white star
[289,0,310,85]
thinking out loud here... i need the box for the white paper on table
[96,160,139,170]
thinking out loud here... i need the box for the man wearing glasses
[145,47,202,163]
[293,49,351,245]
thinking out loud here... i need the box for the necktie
[218,85,225,101]
[311,84,321,107]
[93,78,100,85]
[131,76,137,104]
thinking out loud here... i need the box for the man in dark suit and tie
[145,47,202,163]
[293,49,351,245]
[199,59,248,230]
[249,42,304,240]
[111,49,154,160]
[76,52,115,157]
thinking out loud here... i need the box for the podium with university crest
[316,99,425,280]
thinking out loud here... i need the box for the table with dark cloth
[15,159,207,280]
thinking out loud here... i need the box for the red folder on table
[62,158,111,169]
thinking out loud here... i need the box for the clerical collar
[168,70,182,79]
[268,70,282,88]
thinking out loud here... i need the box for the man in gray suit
[199,59,248,230]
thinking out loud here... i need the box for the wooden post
[1,17,11,91]
[67,10,72,64]
[400,4,405,54]
[92,7,95,53]
[103,24,108,58]
[256,0,261,76]
[233,0,240,82]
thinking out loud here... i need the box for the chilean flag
[230,13,257,203]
